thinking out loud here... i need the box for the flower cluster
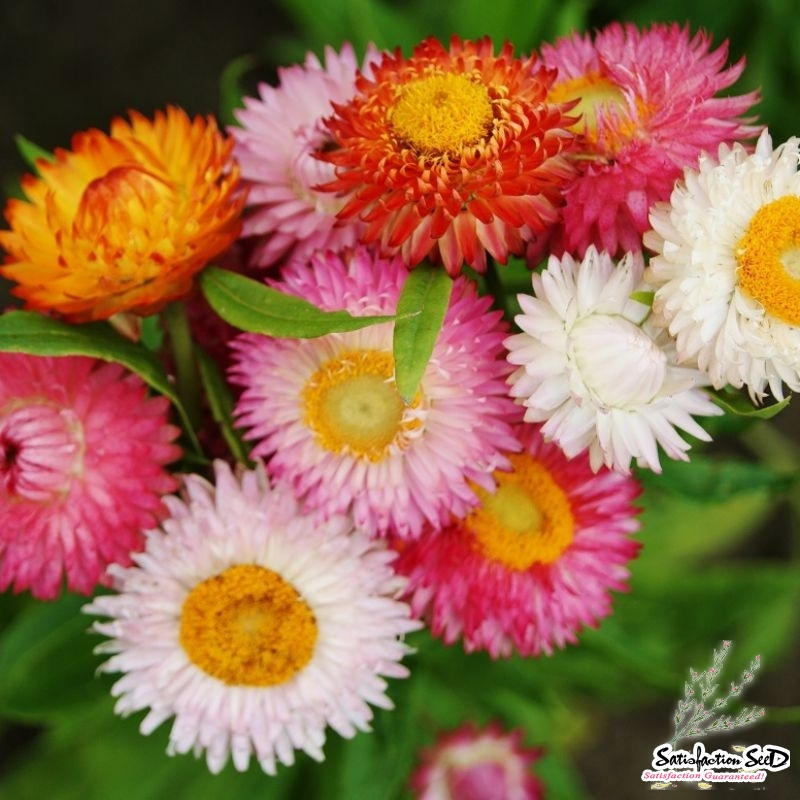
[0,17,792,786]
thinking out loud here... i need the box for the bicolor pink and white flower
[0,353,181,599]
[531,22,760,260]
[86,460,419,775]
[411,722,544,800]
[506,247,722,473]
[393,424,641,658]
[229,246,521,538]
[232,44,379,268]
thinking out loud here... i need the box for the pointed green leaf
[393,264,452,402]
[709,387,791,419]
[200,266,394,337]
[15,134,55,173]
[0,311,201,454]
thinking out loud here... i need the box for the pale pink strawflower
[505,247,722,474]
[411,722,544,800]
[530,22,760,261]
[232,44,379,268]
[0,353,181,599]
[229,246,521,539]
[393,424,641,658]
[86,460,420,775]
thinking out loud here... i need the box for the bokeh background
[0,1,798,798]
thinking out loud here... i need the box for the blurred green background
[0,1,798,798]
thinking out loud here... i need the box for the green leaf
[195,346,253,465]
[0,311,202,454]
[15,134,55,173]
[0,593,103,720]
[200,267,394,338]
[630,290,654,306]
[709,387,791,419]
[638,453,795,501]
[219,53,257,127]
[392,264,452,402]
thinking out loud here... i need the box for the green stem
[163,301,203,432]
[483,256,514,321]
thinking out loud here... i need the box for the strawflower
[532,22,760,260]
[229,246,521,539]
[0,353,181,599]
[86,460,419,775]
[232,43,379,269]
[505,246,722,473]
[0,106,244,321]
[393,423,641,658]
[318,36,576,275]
[645,130,800,401]
[411,722,544,800]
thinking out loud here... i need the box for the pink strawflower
[229,246,521,539]
[393,424,641,657]
[232,44,379,268]
[530,22,760,260]
[0,353,181,599]
[411,722,544,800]
[86,461,419,775]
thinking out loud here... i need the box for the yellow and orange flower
[0,106,244,321]
[318,37,577,275]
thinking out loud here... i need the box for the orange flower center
[302,350,423,461]
[179,564,318,687]
[389,72,494,154]
[736,195,800,325]
[467,453,575,570]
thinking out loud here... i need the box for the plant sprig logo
[640,642,791,788]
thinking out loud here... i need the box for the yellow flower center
[303,350,421,461]
[390,72,494,154]
[179,564,318,687]
[467,453,575,570]
[549,72,634,152]
[736,195,800,325]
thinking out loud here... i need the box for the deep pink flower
[0,353,181,598]
[393,423,641,657]
[530,22,760,260]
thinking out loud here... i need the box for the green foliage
[195,345,253,465]
[392,264,452,402]
[14,134,54,173]
[200,266,394,337]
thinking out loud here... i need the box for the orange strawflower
[0,106,244,321]
[318,36,577,275]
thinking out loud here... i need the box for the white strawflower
[645,130,800,401]
[505,246,721,473]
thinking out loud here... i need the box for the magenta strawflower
[393,423,641,657]
[229,246,521,539]
[411,722,544,800]
[0,353,181,599]
[232,44,379,268]
[530,22,760,260]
